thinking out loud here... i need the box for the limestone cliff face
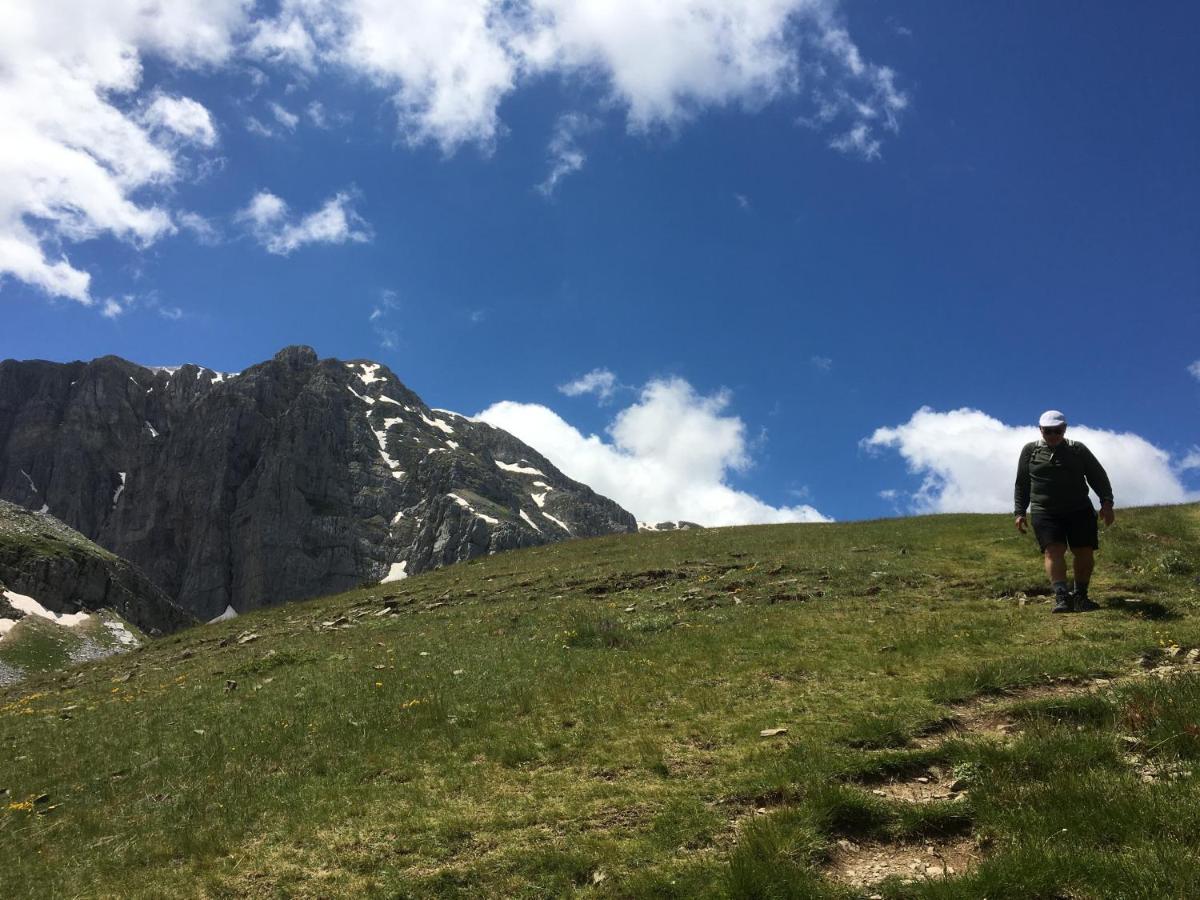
[0,347,636,620]
[0,500,192,634]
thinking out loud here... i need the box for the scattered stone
[826,837,980,887]
[236,632,259,645]
[224,680,237,692]
[760,727,788,738]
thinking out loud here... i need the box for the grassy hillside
[3,505,1199,898]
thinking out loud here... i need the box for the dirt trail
[822,649,1199,889]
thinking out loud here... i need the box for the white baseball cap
[1039,410,1067,428]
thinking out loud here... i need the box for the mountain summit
[0,347,636,620]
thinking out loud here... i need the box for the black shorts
[1030,506,1099,552]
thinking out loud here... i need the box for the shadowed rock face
[0,500,194,634]
[0,346,636,620]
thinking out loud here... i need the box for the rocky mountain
[0,347,636,621]
[0,499,193,683]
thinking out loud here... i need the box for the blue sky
[2,1,1198,525]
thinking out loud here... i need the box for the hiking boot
[1052,593,1073,613]
[1073,595,1100,612]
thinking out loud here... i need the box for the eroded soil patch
[915,651,1200,750]
[825,836,982,888]
[867,765,967,803]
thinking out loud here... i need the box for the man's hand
[1015,515,1027,534]
[1099,504,1115,527]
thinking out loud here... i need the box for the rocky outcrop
[0,347,636,620]
[0,500,193,634]
[638,521,704,532]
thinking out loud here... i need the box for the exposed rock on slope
[0,347,636,620]
[0,499,192,635]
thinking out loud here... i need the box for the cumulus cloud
[1188,360,1200,381]
[251,0,905,154]
[4,0,907,304]
[141,94,219,147]
[864,407,1199,514]
[477,377,830,526]
[246,15,319,73]
[237,189,371,254]
[0,0,247,305]
[559,368,617,402]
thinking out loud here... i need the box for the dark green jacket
[1014,440,1113,516]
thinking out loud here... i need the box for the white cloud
[246,15,319,73]
[141,94,219,147]
[864,407,1200,514]
[0,0,247,305]
[1181,448,1200,472]
[368,288,400,348]
[810,355,832,371]
[477,376,830,526]
[4,0,907,304]
[307,100,329,128]
[238,189,371,254]
[245,116,278,138]
[828,123,880,160]
[253,0,905,155]
[538,112,596,195]
[559,368,617,402]
[1188,360,1200,381]
[100,298,125,319]
[335,0,519,151]
[177,211,221,245]
[270,102,300,131]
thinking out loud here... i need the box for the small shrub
[564,616,631,649]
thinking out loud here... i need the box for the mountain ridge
[0,346,636,620]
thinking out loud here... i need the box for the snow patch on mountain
[496,460,546,476]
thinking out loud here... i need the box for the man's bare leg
[1043,543,1067,583]
[1072,546,1094,584]
[1072,546,1097,610]
[1044,544,1071,611]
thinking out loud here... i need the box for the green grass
[0,612,144,675]
[2,505,1199,898]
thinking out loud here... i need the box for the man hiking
[1014,410,1115,613]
